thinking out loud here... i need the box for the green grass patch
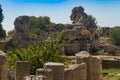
[102,68,120,80]
[102,68,120,74]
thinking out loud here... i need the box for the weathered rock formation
[70,6,88,26]
[44,62,64,80]
[62,26,91,55]
[5,16,32,48]
[14,16,31,41]
[61,6,100,55]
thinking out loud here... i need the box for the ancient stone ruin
[0,51,101,80]
[4,6,100,54]
[13,16,31,47]
[5,16,32,48]
[64,63,87,80]
[70,6,88,26]
[1,50,120,80]
[76,51,102,80]
[0,51,7,80]
[14,16,30,41]
[62,6,100,55]
[15,61,30,80]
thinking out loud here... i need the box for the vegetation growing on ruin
[8,32,71,74]
[87,15,98,29]
[109,28,120,46]
[0,3,120,79]
[30,16,65,35]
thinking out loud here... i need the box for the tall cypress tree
[0,4,6,39]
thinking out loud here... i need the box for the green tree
[30,16,54,35]
[109,27,120,46]
[0,4,6,39]
[87,15,98,29]
[30,16,66,35]
[8,29,15,37]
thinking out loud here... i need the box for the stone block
[0,51,7,80]
[76,53,101,80]
[15,61,30,80]
[44,62,64,80]
[64,63,87,80]
[36,68,53,80]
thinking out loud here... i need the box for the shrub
[109,28,120,46]
[87,15,98,29]
[8,32,70,74]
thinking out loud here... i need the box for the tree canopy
[109,27,120,46]
[0,5,6,39]
[87,15,98,29]
[30,16,65,35]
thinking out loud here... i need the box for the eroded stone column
[64,63,87,80]
[0,51,7,80]
[87,56,101,80]
[36,68,53,80]
[15,61,30,80]
[75,51,101,80]
[44,62,64,80]
[79,63,87,80]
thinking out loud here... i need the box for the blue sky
[0,0,120,32]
